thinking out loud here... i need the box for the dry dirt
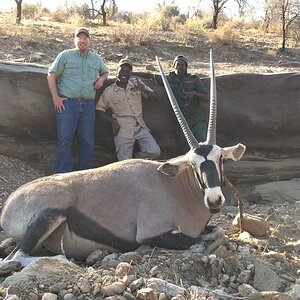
[0,16,299,299]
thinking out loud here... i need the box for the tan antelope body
[1,51,245,265]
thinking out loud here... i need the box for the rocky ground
[0,15,299,300]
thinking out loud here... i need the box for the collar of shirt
[75,48,91,58]
[113,78,137,92]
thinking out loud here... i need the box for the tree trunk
[212,11,219,29]
[101,0,107,26]
[15,0,22,24]
[280,4,286,52]
[281,27,286,51]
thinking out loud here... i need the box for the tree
[279,0,300,51]
[15,0,22,24]
[211,0,248,29]
[157,3,180,31]
[263,0,300,51]
[85,0,117,26]
[212,0,229,29]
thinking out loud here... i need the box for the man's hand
[183,90,197,106]
[132,78,153,93]
[112,119,120,136]
[94,73,108,89]
[53,95,66,113]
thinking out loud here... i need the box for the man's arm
[184,75,209,105]
[184,90,209,104]
[94,73,108,90]
[47,72,66,113]
[95,110,120,136]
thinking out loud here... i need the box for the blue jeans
[56,99,95,173]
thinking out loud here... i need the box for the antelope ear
[222,143,246,161]
[158,156,189,177]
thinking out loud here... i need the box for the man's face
[74,33,91,53]
[174,59,187,77]
[117,64,132,83]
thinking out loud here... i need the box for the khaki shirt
[96,78,149,138]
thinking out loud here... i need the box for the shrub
[185,17,206,35]
[157,4,180,31]
[109,22,151,46]
[22,3,41,19]
[68,13,87,27]
[208,20,239,44]
[51,7,70,22]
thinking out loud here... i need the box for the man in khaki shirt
[96,58,160,161]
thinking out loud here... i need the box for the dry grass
[0,11,299,76]
[207,21,239,44]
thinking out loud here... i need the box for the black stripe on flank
[19,208,138,256]
[66,207,138,253]
[19,208,66,254]
[194,144,213,159]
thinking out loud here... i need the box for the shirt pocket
[112,98,128,111]
[64,63,80,76]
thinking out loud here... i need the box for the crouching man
[96,58,160,161]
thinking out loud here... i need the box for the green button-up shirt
[155,72,208,125]
[48,49,109,100]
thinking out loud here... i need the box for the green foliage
[157,4,180,31]
[185,17,206,35]
[134,12,161,30]
[158,4,180,18]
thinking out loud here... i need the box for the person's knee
[149,144,161,159]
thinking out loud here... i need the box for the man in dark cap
[163,55,208,152]
[96,58,160,161]
[134,55,208,152]
[143,55,208,152]
[47,27,109,173]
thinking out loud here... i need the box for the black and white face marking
[188,144,225,213]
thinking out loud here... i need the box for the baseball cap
[74,27,90,38]
[173,55,188,67]
[118,58,133,69]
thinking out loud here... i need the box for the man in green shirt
[137,55,208,153]
[47,27,108,173]
[155,55,208,152]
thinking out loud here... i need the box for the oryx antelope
[1,50,245,265]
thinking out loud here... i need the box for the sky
[1,0,204,13]
[0,0,264,19]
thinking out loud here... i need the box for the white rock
[77,277,91,293]
[147,278,186,297]
[41,293,58,300]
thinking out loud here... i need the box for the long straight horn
[156,56,199,149]
[206,48,217,145]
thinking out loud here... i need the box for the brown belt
[68,97,93,101]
